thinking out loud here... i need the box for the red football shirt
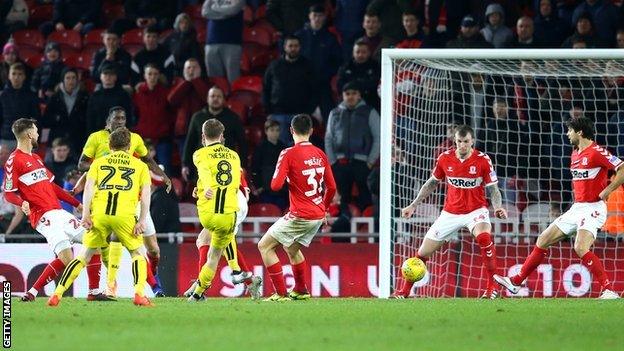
[3,149,62,227]
[271,141,337,220]
[432,149,498,215]
[570,142,623,203]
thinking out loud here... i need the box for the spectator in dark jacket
[32,42,66,100]
[91,29,132,86]
[182,86,247,181]
[508,16,543,48]
[295,5,342,122]
[202,0,244,83]
[533,0,567,48]
[395,10,431,49]
[44,137,77,186]
[480,3,513,48]
[41,67,89,152]
[262,35,317,145]
[334,0,368,61]
[151,181,181,233]
[337,39,381,111]
[111,0,176,34]
[40,0,100,37]
[325,82,380,211]
[164,13,203,77]
[447,15,493,48]
[167,58,210,156]
[359,12,384,63]
[131,25,175,85]
[571,0,622,48]
[561,12,601,48]
[133,64,174,174]
[366,0,414,41]
[85,63,133,134]
[0,63,40,148]
[266,0,322,35]
[251,119,288,210]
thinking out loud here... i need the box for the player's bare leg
[188,245,224,302]
[494,224,565,294]
[471,222,500,299]
[574,230,619,299]
[258,234,290,301]
[283,242,311,300]
[393,238,442,298]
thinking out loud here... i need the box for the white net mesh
[387,55,624,298]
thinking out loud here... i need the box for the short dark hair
[109,127,131,150]
[144,62,160,73]
[291,114,313,135]
[107,106,126,120]
[143,24,160,35]
[9,62,25,73]
[264,119,280,131]
[52,137,70,148]
[354,38,369,47]
[283,34,300,45]
[455,124,474,139]
[104,27,118,37]
[309,4,324,13]
[11,118,37,137]
[402,9,419,18]
[566,116,595,140]
[203,119,225,139]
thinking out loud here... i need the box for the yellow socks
[107,242,123,286]
[193,264,216,296]
[223,240,240,272]
[131,255,147,296]
[54,258,85,297]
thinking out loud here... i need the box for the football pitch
[10,298,624,351]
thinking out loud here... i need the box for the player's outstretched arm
[141,155,172,193]
[401,177,439,218]
[134,183,151,237]
[600,166,624,201]
[487,184,508,219]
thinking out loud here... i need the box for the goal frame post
[378,48,624,299]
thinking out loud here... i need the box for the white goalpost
[379,49,624,299]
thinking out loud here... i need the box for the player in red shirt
[258,114,337,301]
[495,117,624,299]
[399,125,508,299]
[4,119,109,302]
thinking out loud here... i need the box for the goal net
[378,49,624,298]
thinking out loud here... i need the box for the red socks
[266,262,287,296]
[511,246,548,286]
[86,254,102,291]
[237,249,253,286]
[32,258,66,293]
[292,260,309,294]
[581,251,613,291]
[147,253,159,275]
[146,259,157,288]
[396,255,428,297]
[475,232,498,287]
[198,245,209,272]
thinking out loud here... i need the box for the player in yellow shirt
[188,119,241,301]
[74,106,171,298]
[48,127,153,307]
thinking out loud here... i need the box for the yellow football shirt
[87,150,151,217]
[193,142,241,215]
[82,130,148,160]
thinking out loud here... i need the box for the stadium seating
[231,75,262,94]
[63,51,92,72]
[208,76,230,96]
[28,4,53,27]
[12,29,45,51]
[48,30,82,54]
[227,100,249,124]
[23,53,44,69]
[242,26,272,47]
[244,125,263,148]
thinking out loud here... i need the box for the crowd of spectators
[0,0,623,235]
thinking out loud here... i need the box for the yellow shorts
[83,214,142,251]
[199,212,236,249]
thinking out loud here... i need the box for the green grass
[10,298,624,351]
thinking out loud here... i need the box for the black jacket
[85,85,133,134]
[164,29,203,77]
[131,45,174,85]
[41,87,89,151]
[0,84,40,140]
[150,185,181,233]
[32,59,66,93]
[446,33,493,48]
[337,58,381,110]
[251,138,287,195]
[262,56,317,114]
[91,47,132,85]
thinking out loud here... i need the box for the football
[401,257,427,283]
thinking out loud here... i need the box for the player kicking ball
[187,119,245,301]
[258,114,336,301]
[48,127,153,307]
[399,125,507,299]
[183,171,262,299]
[4,119,110,302]
[494,117,624,299]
